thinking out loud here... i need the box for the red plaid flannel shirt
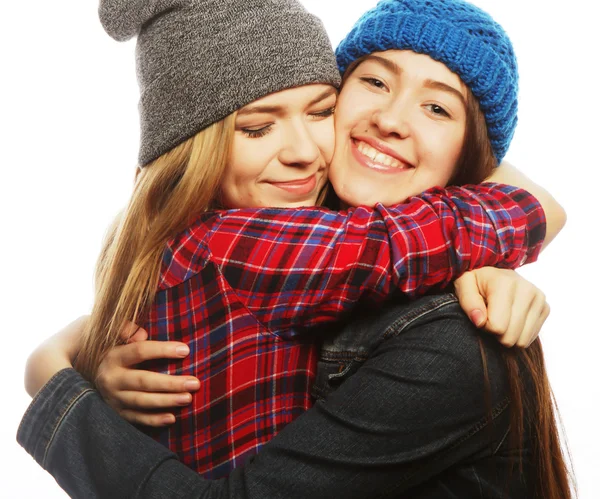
[142,183,546,478]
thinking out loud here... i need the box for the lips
[268,173,318,195]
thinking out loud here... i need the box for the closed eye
[241,124,272,138]
[310,106,336,119]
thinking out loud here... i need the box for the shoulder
[377,294,484,361]
[158,212,221,290]
[372,294,509,398]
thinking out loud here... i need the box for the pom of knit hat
[99,0,188,41]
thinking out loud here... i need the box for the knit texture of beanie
[99,0,341,166]
[336,0,518,163]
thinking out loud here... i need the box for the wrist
[24,347,73,398]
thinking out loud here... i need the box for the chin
[342,192,378,209]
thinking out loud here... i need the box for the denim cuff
[16,368,94,468]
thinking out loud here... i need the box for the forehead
[359,50,465,92]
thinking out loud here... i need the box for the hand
[25,315,89,397]
[454,267,550,348]
[95,323,201,427]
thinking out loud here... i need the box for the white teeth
[356,140,403,168]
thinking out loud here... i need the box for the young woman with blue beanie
[18,0,571,498]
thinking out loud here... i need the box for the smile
[267,173,319,195]
[352,138,414,172]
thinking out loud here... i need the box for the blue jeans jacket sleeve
[17,296,529,498]
[17,368,216,498]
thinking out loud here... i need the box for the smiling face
[329,50,468,207]
[220,84,337,209]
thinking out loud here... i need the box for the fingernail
[470,309,485,327]
[184,379,200,391]
[162,414,175,425]
[176,393,192,404]
[176,346,190,356]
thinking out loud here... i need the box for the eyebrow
[364,55,403,76]
[423,79,466,107]
[362,55,466,107]
[237,87,337,117]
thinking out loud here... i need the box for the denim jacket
[17,293,533,498]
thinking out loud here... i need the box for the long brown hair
[75,114,237,380]
[457,87,574,499]
[342,55,574,497]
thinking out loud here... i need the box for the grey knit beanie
[99,0,341,166]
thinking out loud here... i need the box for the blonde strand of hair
[75,114,236,381]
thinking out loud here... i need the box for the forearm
[487,162,566,249]
[216,184,545,331]
[24,315,88,397]
[24,349,72,398]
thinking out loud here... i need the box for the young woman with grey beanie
[19,0,571,497]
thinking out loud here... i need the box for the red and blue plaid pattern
[143,183,545,478]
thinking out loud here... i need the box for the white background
[1,1,598,497]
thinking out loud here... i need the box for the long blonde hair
[75,114,236,380]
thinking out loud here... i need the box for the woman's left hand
[454,267,550,347]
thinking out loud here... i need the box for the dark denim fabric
[17,293,533,498]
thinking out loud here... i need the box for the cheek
[315,119,336,164]
[332,106,352,146]
[228,134,278,181]
[221,138,268,208]
[331,91,373,168]
[420,127,464,184]
[335,86,374,133]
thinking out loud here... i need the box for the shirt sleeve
[202,183,545,334]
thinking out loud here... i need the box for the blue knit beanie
[336,0,518,163]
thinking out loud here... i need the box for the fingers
[118,409,177,428]
[485,277,548,348]
[509,282,549,347]
[109,340,190,367]
[120,321,144,342]
[128,327,149,343]
[117,390,193,410]
[500,289,536,347]
[95,334,200,428]
[483,278,516,340]
[525,301,550,348]
[454,271,488,327]
[95,340,200,414]
[117,370,200,394]
[479,268,527,345]
[469,267,551,348]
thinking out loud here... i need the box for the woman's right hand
[95,325,201,427]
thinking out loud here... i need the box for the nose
[278,120,321,167]
[372,98,411,139]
